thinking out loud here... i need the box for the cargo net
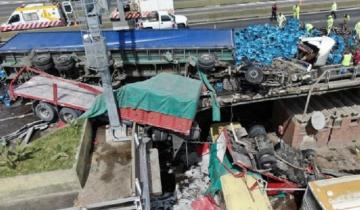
[234,18,346,66]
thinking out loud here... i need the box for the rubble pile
[173,153,210,210]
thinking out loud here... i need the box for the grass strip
[0,121,83,178]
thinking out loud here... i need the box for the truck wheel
[35,102,57,122]
[258,153,277,170]
[59,107,82,123]
[35,62,54,72]
[54,55,73,66]
[55,62,75,73]
[32,54,52,66]
[54,55,75,72]
[245,67,264,85]
[248,124,267,139]
[177,23,186,28]
[198,54,216,71]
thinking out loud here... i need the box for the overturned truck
[0,28,359,109]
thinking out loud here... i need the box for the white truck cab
[137,11,187,29]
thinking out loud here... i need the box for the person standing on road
[343,14,350,31]
[293,4,300,20]
[305,23,314,34]
[355,21,360,40]
[271,3,278,21]
[327,15,334,35]
[278,13,286,29]
[331,2,337,19]
[342,51,353,67]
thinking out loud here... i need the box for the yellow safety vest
[342,54,352,67]
[305,23,313,32]
[331,3,337,11]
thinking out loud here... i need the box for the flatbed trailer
[9,66,102,122]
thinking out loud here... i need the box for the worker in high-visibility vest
[305,23,314,33]
[342,51,353,67]
[355,21,360,40]
[278,13,286,29]
[293,4,300,20]
[327,15,334,35]
[331,2,337,19]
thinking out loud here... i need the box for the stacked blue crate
[234,19,345,65]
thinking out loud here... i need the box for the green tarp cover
[206,143,240,196]
[81,73,202,120]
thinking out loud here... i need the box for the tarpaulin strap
[198,68,220,121]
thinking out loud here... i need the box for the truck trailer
[0,28,359,110]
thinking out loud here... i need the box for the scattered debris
[0,120,48,145]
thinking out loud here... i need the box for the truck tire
[54,55,75,72]
[54,55,73,66]
[245,67,264,85]
[35,102,57,122]
[59,107,82,123]
[258,153,277,170]
[55,62,75,73]
[32,54,52,66]
[34,62,54,72]
[248,124,267,139]
[177,23,186,28]
[198,54,216,71]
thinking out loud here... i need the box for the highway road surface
[193,8,360,30]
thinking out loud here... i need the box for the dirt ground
[0,103,38,136]
[316,146,360,174]
[76,127,133,206]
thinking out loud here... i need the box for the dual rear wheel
[34,102,82,124]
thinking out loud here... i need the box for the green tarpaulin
[82,73,202,120]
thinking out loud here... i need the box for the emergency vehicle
[0,1,74,32]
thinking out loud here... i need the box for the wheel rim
[249,70,259,79]
[63,112,75,123]
[38,107,51,119]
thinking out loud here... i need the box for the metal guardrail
[302,65,360,118]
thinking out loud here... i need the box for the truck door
[7,13,22,25]
[160,14,173,29]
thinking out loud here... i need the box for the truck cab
[137,11,176,29]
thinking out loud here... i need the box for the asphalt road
[193,8,360,30]
[178,0,336,15]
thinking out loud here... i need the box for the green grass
[0,121,83,178]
